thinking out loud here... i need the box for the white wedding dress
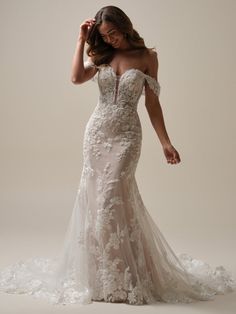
[0,60,235,306]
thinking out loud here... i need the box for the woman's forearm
[71,37,86,83]
[149,104,172,147]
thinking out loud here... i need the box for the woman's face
[98,21,126,49]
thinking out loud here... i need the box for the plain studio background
[0,0,235,313]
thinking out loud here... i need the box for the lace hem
[0,253,235,306]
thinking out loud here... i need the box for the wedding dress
[0,59,235,306]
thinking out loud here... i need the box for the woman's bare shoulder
[142,48,158,73]
[141,48,158,78]
[145,48,158,64]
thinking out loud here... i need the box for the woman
[0,5,235,306]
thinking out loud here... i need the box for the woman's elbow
[71,76,83,84]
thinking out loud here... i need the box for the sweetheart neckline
[101,64,158,83]
[84,60,160,84]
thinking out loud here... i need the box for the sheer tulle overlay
[0,60,235,306]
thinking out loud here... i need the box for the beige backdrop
[0,0,236,312]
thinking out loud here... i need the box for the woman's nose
[107,36,114,44]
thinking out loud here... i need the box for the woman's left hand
[163,144,181,164]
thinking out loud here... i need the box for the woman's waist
[85,109,142,136]
[93,103,139,119]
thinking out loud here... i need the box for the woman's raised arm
[71,19,97,84]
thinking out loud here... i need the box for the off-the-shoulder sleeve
[84,59,99,82]
[141,74,161,97]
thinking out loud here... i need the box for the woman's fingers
[167,154,181,164]
[84,19,96,26]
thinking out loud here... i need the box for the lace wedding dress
[0,60,235,306]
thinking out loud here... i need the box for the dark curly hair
[85,5,155,66]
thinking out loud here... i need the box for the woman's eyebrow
[100,28,115,35]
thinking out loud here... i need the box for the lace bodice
[84,61,161,111]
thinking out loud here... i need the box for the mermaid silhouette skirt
[0,61,235,305]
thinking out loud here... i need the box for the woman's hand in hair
[78,18,96,41]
